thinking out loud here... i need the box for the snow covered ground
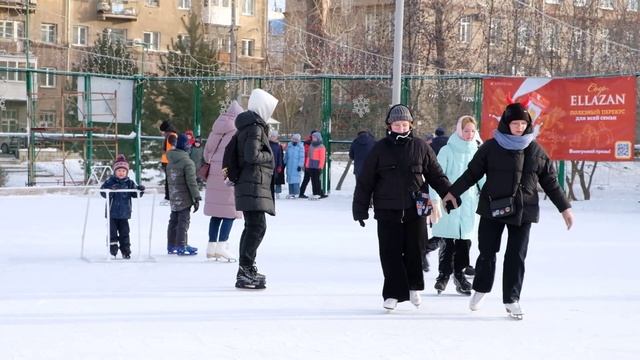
[0,161,639,359]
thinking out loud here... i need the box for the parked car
[0,136,26,157]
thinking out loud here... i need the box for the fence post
[84,76,93,183]
[321,77,332,193]
[193,81,202,138]
[134,77,144,184]
[473,77,483,126]
[401,77,410,106]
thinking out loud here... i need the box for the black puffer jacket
[100,176,140,219]
[233,110,275,215]
[167,148,201,212]
[353,134,451,223]
[448,138,570,225]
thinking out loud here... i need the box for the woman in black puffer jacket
[353,104,452,310]
[443,102,574,318]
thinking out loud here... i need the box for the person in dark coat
[349,130,376,180]
[352,104,453,310]
[166,133,202,256]
[233,89,278,289]
[269,130,285,199]
[442,102,574,318]
[430,127,449,155]
[100,154,144,259]
[159,120,178,202]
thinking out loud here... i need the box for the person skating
[442,101,574,320]
[166,133,201,256]
[203,101,244,262]
[349,129,376,181]
[304,131,327,199]
[430,116,483,296]
[353,104,453,310]
[283,133,304,198]
[100,154,144,259]
[159,120,178,205]
[229,89,278,289]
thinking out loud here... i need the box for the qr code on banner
[615,141,631,159]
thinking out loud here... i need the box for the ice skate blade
[507,312,524,320]
[235,283,266,290]
[455,287,471,296]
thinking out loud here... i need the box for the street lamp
[131,40,150,184]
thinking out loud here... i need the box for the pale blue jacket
[284,141,305,184]
[430,134,485,240]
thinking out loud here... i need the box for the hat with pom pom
[113,154,129,172]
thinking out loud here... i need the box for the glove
[136,185,145,192]
[297,166,302,172]
[193,200,200,213]
[224,178,235,187]
[358,220,365,227]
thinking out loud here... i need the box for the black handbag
[488,158,523,219]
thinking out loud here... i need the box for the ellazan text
[570,94,625,106]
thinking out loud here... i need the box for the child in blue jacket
[100,154,145,259]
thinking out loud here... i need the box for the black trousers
[377,217,426,302]
[307,168,323,196]
[299,169,311,196]
[438,238,471,275]
[239,211,267,267]
[167,208,191,248]
[109,218,131,254]
[162,163,170,200]
[472,217,531,304]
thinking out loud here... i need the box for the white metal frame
[81,188,157,262]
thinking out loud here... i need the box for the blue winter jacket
[100,176,141,219]
[284,141,305,184]
[429,134,484,240]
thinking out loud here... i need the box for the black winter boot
[109,242,119,257]
[464,266,476,277]
[434,273,450,294]
[453,272,472,295]
[422,254,430,272]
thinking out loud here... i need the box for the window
[517,21,529,49]
[242,0,254,15]
[73,26,88,46]
[0,61,26,82]
[39,112,56,128]
[178,34,191,48]
[217,37,230,52]
[599,0,614,9]
[571,29,584,55]
[629,0,639,11]
[574,0,586,6]
[1,110,19,132]
[146,0,159,6]
[222,0,229,6]
[41,23,57,43]
[143,31,160,51]
[0,20,24,40]
[459,16,471,43]
[543,24,559,51]
[241,39,254,56]
[103,28,127,43]
[489,19,502,46]
[545,0,560,3]
[40,68,56,88]
[178,0,191,9]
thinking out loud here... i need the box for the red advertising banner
[481,77,636,161]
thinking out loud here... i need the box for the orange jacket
[161,131,177,164]
[305,144,326,170]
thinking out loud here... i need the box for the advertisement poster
[481,77,636,161]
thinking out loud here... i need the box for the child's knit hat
[113,154,129,172]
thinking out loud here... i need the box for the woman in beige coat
[203,101,243,261]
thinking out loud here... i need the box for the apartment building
[0,0,267,134]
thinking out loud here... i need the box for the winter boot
[167,245,178,255]
[235,265,266,289]
[469,291,486,311]
[214,242,237,262]
[109,242,119,257]
[206,242,218,259]
[453,272,472,295]
[176,245,198,256]
[434,273,450,294]
[409,291,422,307]
[464,266,476,277]
[383,298,398,310]
[505,301,524,320]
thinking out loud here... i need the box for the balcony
[0,0,37,11]
[97,1,138,21]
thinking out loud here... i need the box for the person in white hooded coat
[231,89,278,289]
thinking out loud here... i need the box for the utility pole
[391,0,405,105]
[25,0,35,185]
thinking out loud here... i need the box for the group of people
[352,102,574,319]
[100,92,575,318]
